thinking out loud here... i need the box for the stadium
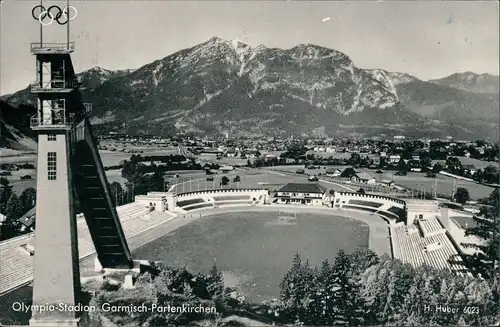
[0,3,490,325]
[0,167,480,322]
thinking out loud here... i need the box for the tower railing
[30,104,92,129]
[30,79,80,93]
[30,42,75,54]
[30,114,75,128]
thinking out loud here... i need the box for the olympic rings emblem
[31,5,77,26]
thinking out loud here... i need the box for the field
[169,169,354,194]
[267,165,495,200]
[98,146,179,166]
[2,147,495,201]
[132,211,369,301]
[433,156,496,170]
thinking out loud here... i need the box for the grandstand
[0,203,173,296]
[390,218,470,276]
[1,183,476,298]
[333,191,405,224]
[332,190,471,276]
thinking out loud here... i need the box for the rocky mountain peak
[2,38,498,140]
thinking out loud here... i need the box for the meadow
[268,165,495,200]
[2,148,494,201]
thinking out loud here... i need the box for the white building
[389,155,401,164]
[325,168,342,177]
[353,172,376,184]
[275,183,326,206]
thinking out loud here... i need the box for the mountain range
[1,36,498,150]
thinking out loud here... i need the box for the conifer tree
[207,264,224,298]
[19,187,36,213]
[279,253,304,307]
[310,259,334,325]
[331,250,354,325]
[5,192,23,227]
[462,188,500,279]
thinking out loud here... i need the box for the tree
[397,157,408,173]
[348,153,361,166]
[3,193,23,239]
[233,175,241,183]
[378,157,387,169]
[357,188,365,194]
[340,167,356,178]
[206,264,224,298]
[19,187,36,213]
[462,188,500,279]
[279,253,316,323]
[109,182,124,206]
[5,193,23,221]
[330,249,365,326]
[0,183,13,214]
[0,177,10,188]
[432,162,444,173]
[221,176,229,186]
[454,187,470,205]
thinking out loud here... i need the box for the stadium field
[132,210,369,301]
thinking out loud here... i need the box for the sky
[0,0,498,96]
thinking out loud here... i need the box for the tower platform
[30,42,75,54]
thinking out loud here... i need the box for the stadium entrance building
[275,183,326,206]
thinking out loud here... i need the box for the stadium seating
[214,200,254,207]
[347,199,383,208]
[342,205,379,214]
[390,218,469,275]
[387,206,405,217]
[341,205,398,224]
[0,235,34,295]
[177,198,205,207]
[183,203,214,211]
[417,217,446,238]
[212,195,251,201]
[0,202,176,295]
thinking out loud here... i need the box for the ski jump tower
[29,2,133,326]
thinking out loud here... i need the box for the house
[198,149,221,161]
[388,155,401,164]
[225,149,237,157]
[411,152,421,160]
[275,183,326,206]
[18,207,36,232]
[244,149,260,159]
[219,165,234,173]
[380,179,395,187]
[264,153,276,160]
[463,165,476,175]
[325,168,342,177]
[353,172,376,184]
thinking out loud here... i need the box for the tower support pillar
[29,131,81,327]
